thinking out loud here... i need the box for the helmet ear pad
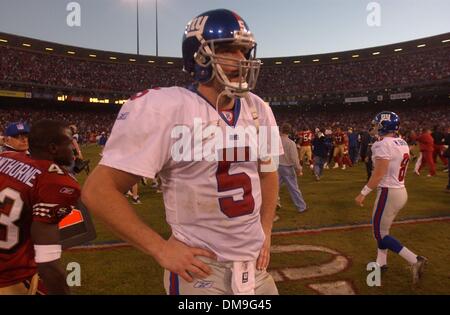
[193,50,214,83]
[194,63,214,83]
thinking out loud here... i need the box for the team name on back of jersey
[392,139,408,146]
[0,156,42,187]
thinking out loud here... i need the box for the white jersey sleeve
[371,140,392,160]
[248,94,284,165]
[99,89,173,178]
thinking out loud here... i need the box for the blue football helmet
[372,111,400,135]
[182,9,261,96]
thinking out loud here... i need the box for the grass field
[63,145,450,295]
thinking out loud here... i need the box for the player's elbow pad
[34,245,62,263]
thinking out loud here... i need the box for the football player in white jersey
[355,111,427,285]
[82,9,282,295]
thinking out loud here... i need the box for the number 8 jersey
[100,87,283,262]
[371,137,410,188]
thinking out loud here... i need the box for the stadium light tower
[155,0,158,57]
[136,0,158,56]
[136,0,140,55]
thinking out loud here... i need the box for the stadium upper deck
[0,32,449,105]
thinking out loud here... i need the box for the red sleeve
[32,174,81,224]
[416,134,424,143]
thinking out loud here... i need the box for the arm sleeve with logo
[99,92,173,179]
[32,175,81,224]
[254,96,284,161]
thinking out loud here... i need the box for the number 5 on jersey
[216,147,255,218]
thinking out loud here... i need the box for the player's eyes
[216,46,246,55]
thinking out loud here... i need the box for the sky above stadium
[0,0,449,58]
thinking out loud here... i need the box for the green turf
[272,221,450,295]
[64,145,450,294]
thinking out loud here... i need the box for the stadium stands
[0,32,449,137]
[1,32,449,101]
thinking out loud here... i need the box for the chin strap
[214,90,231,128]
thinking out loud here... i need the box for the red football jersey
[333,132,346,145]
[0,152,80,287]
[297,131,314,146]
[416,133,434,152]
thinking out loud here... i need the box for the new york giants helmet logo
[372,111,400,136]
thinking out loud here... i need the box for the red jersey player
[332,127,347,169]
[0,120,80,295]
[297,127,314,168]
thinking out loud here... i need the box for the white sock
[399,247,418,264]
[376,249,388,266]
[414,153,422,172]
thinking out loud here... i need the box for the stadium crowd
[1,41,449,182]
[255,47,450,96]
[273,103,450,135]
[1,44,449,96]
[1,102,448,147]
[0,107,115,144]
[0,46,188,93]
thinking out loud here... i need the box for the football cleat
[132,197,142,205]
[411,256,428,285]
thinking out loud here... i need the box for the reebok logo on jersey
[60,187,75,195]
[117,112,129,120]
[194,280,214,289]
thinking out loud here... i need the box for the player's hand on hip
[156,235,216,282]
[256,234,271,271]
[354,194,365,207]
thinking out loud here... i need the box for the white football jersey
[100,87,282,262]
[371,136,410,188]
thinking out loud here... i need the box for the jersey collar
[187,84,241,127]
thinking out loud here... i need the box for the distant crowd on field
[1,102,448,161]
